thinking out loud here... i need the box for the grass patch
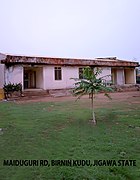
[0,98,140,180]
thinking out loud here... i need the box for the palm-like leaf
[72,66,113,125]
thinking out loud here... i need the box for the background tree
[72,66,113,125]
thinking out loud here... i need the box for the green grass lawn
[0,96,140,180]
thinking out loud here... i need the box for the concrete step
[23,89,49,97]
[113,84,140,92]
[49,89,72,97]
[3,89,72,100]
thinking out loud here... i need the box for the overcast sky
[0,0,140,62]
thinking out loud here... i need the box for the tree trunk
[91,93,96,125]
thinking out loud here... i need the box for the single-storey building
[0,53,139,92]
[136,67,140,84]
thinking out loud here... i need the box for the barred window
[54,67,62,80]
[79,68,84,79]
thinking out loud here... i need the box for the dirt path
[16,91,140,106]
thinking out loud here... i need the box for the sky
[0,0,140,62]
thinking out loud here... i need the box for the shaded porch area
[111,67,136,85]
[23,66,44,90]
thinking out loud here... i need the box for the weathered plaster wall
[0,54,6,88]
[111,69,117,84]
[116,69,125,85]
[125,68,136,84]
[43,66,78,89]
[3,64,137,91]
[5,65,23,85]
[0,64,4,88]
[36,67,44,89]
[43,66,112,90]
[97,67,112,83]
[0,53,6,61]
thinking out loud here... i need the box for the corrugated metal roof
[1,54,139,67]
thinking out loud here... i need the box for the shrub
[3,83,22,99]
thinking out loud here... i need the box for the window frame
[79,67,84,79]
[54,67,62,80]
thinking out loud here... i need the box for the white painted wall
[0,64,4,88]
[116,69,125,85]
[0,53,6,88]
[43,66,78,89]
[134,69,136,84]
[4,65,136,91]
[97,67,111,82]
[125,68,136,84]
[36,67,44,89]
[5,65,23,86]
[43,66,112,90]
[0,53,6,61]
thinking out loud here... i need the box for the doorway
[111,69,117,85]
[24,70,36,89]
[124,68,135,84]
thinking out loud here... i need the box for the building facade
[0,54,139,91]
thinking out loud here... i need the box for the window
[54,67,62,80]
[79,68,84,79]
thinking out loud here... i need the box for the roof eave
[1,55,139,67]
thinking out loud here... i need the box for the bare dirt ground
[15,91,140,107]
